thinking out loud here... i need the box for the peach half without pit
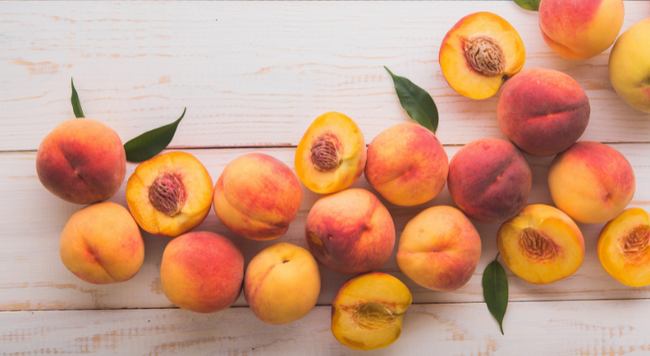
[497,68,590,156]
[213,153,302,241]
[440,12,525,100]
[37,118,126,204]
[60,202,144,285]
[126,151,213,237]
[331,272,412,351]
[365,123,449,206]
[305,188,395,274]
[447,138,532,224]
[295,112,366,194]
[598,208,650,287]
[497,204,585,285]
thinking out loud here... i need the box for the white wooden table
[3,1,650,354]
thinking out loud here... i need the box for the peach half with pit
[213,153,302,241]
[440,12,526,100]
[331,272,412,351]
[609,18,650,113]
[396,205,481,291]
[37,118,126,204]
[539,0,624,61]
[126,151,213,237]
[497,204,585,285]
[295,112,366,194]
[244,242,321,325]
[365,123,448,206]
[447,138,532,224]
[160,231,244,313]
[60,202,144,285]
[497,68,590,157]
[305,188,395,274]
[598,208,650,287]
[548,142,636,224]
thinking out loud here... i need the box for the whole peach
[498,68,590,156]
[160,231,244,313]
[37,119,126,204]
[548,141,636,224]
[365,123,448,206]
[60,202,144,284]
[396,206,481,291]
[305,188,395,274]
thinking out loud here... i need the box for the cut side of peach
[497,204,584,285]
[331,272,412,351]
[440,12,525,100]
[295,112,366,194]
[598,208,650,287]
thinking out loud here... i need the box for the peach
[548,141,636,224]
[497,204,585,285]
[447,138,532,224]
[609,18,650,113]
[305,188,395,274]
[364,123,449,206]
[126,151,213,237]
[244,243,320,325]
[331,272,412,351]
[396,206,481,291]
[440,12,526,100]
[598,208,650,287]
[539,0,624,61]
[160,231,244,313]
[37,119,126,204]
[295,112,366,194]
[497,68,590,156]
[213,153,302,241]
[60,202,144,284]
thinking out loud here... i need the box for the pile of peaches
[36,0,650,351]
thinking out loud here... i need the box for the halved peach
[497,204,585,285]
[440,12,525,100]
[126,151,213,237]
[598,208,650,287]
[331,272,412,351]
[295,112,366,194]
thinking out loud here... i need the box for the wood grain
[1,2,649,152]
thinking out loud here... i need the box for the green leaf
[514,0,541,11]
[482,253,509,335]
[71,78,85,118]
[384,66,438,134]
[123,108,186,162]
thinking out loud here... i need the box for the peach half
[126,151,213,237]
[598,208,650,287]
[497,204,585,285]
[60,202,144,284]
[244,243,321,325]
[305,188,395,274]
[160,231,244,313]
[548,142,636,224]
[295,112,366,194]
[609,18,650,113]
[37,118,126,204]
[497,68,590,156]
[440,12,525,100]
[213,153,302,241]
[447,138,532,224]
[539,0,624,61]
[365,123,449,206]
[331,272,412,351]
[396,206,481,291]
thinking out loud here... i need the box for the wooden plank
[2,143,649,311]
[3,299,650,355]
[1,2,649,152]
